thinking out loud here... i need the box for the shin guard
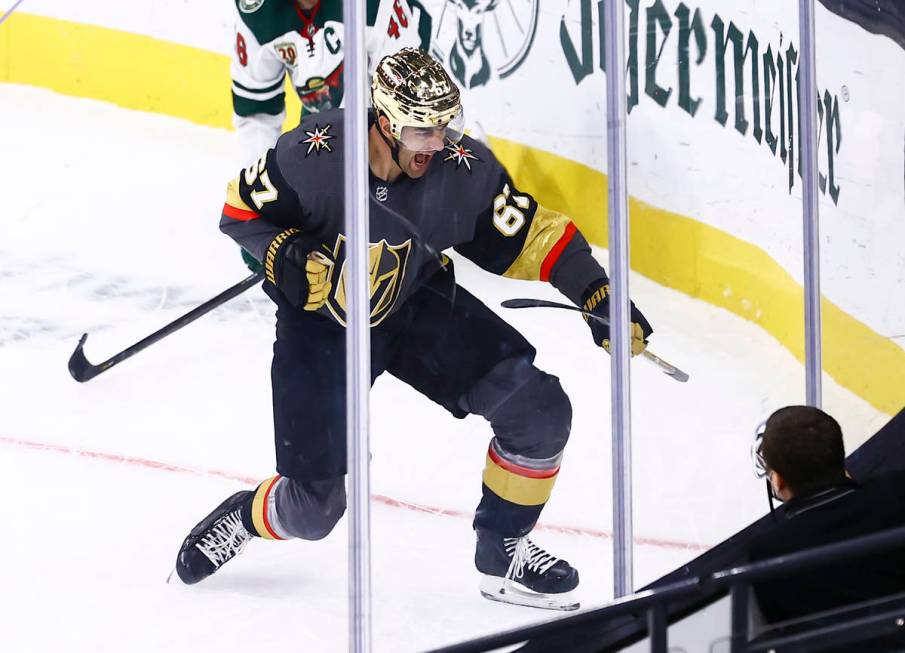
[475,439,563,537]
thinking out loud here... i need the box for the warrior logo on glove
[582,282,653,356]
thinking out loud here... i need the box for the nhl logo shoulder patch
[301,123,334,156]
[238,0,265,13]
[443,140,480,172]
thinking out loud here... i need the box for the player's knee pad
[489,364,572,459]
[249,475,346,541]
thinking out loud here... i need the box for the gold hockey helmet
[371,48,465,151]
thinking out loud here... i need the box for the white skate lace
[195,511,252,567]
[503,537,560,580]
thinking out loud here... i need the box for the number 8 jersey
[220,108,609,328]
[232,0,429,165]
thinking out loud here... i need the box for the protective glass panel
[13,0,903,651]
[814,1,905,457]
[0,1,354,649]
[622,0,806,595]
[370,0,598,644]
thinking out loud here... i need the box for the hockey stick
[0,0,26,27]
[68,271,265,382]
[501,298,690,383]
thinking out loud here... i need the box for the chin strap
[374,116,404,170]
[766,478,777,522]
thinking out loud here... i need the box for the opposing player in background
[232,0,429,165]
[175,48,653,609]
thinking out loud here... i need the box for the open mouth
[412,152,432,170]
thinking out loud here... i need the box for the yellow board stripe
[489,135,905,416]
[251,475,283,540]
[3,12,902,415]
[483,454,557,506]
[0,12,302,133]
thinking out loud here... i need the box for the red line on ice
[0,435,708,552]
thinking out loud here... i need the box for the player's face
[396,130,445,179]
[375,116,445,179]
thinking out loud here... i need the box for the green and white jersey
[232,0,429,164]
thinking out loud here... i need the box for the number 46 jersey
[220,108,609,327]
[232,0,428,165]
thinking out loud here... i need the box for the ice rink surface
[0,84,889,652]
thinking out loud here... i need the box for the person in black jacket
[748,405,905,624]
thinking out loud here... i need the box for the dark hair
[761,406,846,496]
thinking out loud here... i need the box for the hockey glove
[582,282,653,356]
[240,247,263,274]
[265,228,334,311]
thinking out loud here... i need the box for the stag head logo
[431,0,539,90]
[449,0,498,88]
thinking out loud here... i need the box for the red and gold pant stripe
[251,475,285,540]
[483,447,560,506]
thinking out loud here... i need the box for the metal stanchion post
[604,0,634,598]
[343,0,372,650]
[799,0,823,408]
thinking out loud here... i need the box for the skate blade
[479,575,580,611]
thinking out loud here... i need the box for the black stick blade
[501,297,609,324]
[68,333,103,383]
[501,298,547,309]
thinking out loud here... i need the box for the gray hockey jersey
[220,108,608,326]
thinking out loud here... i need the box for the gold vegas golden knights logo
[324,235,413,327]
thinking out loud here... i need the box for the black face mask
[765,477,780,522]
[752,423,780,521]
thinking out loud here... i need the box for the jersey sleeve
[454,166,608,306]
[365,0,427,75]
[219,145,308,264]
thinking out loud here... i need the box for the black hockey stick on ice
[68,271,265,382]
[501,298,690,383]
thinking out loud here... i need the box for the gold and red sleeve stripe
[483,446,560,506]
[540,221,577,281]
[503,206,574,281]
[222,177,259,222]
[251,475,285,540]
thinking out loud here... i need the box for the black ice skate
[475,528,580,611]
[174,491,255,585]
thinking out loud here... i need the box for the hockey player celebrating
[232,0,428,165]
[175,48,653,610]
